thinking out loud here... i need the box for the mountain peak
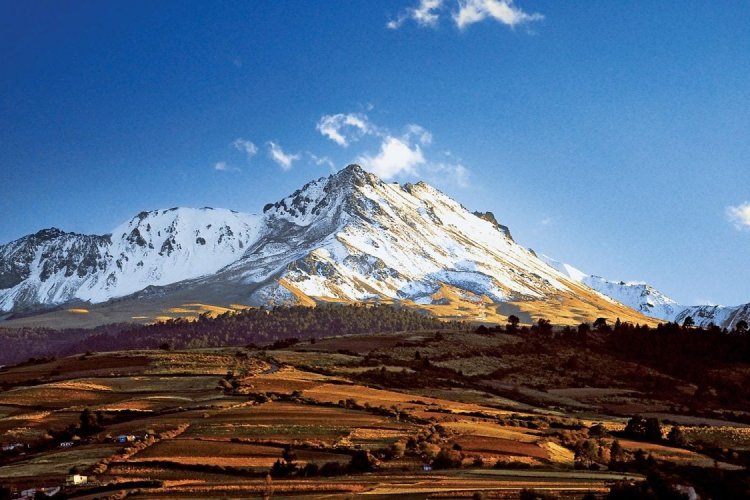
[0,166,683,328]
[33,227,67,241]
[340,163,365,175]
[329,163,378,189]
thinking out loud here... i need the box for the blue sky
[1,1,749,306]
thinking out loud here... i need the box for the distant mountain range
[542,256,750,329]
[1,164,746,329]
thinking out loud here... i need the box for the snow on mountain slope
[0,165,662,326]
[674,304,750,331]
[541,255,683,320]
[230,166,572,307]
[540,255,750,329]
[0,208,262,311]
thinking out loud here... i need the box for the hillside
[1,325,749,498]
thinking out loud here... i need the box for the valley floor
[1,330,749,498]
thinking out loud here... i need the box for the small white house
[66,474,88,486]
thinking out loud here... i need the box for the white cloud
[214,161,239,172]
[387,0,541,30]
[453,0,543,30]
[267,141,300,171]
[727,202,750,230]
[308,152,336,170]
[388,0,444,29]
[356,136,425,179]
[232,138,258,160]
[317,110,471,187]
[316,113,376,147]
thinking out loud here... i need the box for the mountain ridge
[541,255,750,329]
[0,165,696,327]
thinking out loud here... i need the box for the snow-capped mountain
[4,165,579,317]
[540,255,750,330]
[0,165,703,327]
[540,256,683,320]
[224,165,573,307]
[0,208,261,311]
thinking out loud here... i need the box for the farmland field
[0,330,748,498]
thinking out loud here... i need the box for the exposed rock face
[473,211,513,241]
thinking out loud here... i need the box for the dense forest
[0,305,462,365]
[478,316,750,409]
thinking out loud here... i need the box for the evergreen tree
[593,317,609,331]
[644,418,663,442]
[507,315,520,332]
[667,426,687,447]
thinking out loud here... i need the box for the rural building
[116,434,136,443]
[65,474,88,486]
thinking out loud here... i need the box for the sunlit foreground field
[1,330,749,498]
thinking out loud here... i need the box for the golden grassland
[507,282,661,327]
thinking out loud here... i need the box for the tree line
[0,304,463,365]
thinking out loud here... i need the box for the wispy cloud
[539,216,559,226]
[453,0,543,29]
[388,0,542,30]
[232,138,258,160]
[727,202,750,230]
[694,298,717,306]
[405,124,433,145]
[316,113,376,147]
[267,141,300,170]
[425,162,469,187]
[214,161,239,172]
[308,152,336,170]
[388,0,444,29]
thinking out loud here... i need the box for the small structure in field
[65,474,88,486]
[116,434,136,443]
